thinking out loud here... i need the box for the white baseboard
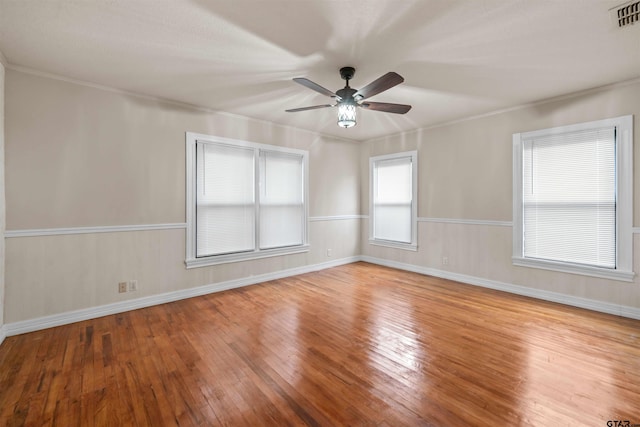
[4,254,639,339]
[360,256,640,320]
[3,256,360,337]
[0,324,6,346]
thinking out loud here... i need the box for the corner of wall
[0,58,6,343]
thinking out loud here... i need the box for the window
[512,115,633,281]
[186,132,308,268]
[369,151,418,250]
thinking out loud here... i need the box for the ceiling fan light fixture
[337,102,357,128]
[287,67,410,129]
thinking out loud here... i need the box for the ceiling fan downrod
[336,66,357,102]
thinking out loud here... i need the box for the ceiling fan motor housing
[336,87,357,103]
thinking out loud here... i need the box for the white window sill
[186,244,310,269]
[512,256,634,282]
[369,239,417,252]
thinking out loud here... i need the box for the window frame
[369,150,418,251]
[185,132,309,268]
[512,115,634,282]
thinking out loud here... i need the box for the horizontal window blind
[522,127,616,268]
[372,156,413,243]
[194,140,307,261]
[196,142,255,257]
[259,150,305,249]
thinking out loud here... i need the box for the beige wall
[0,61,5,331]
[361,80,640,312]
[4,69,361,323]
[4,67,640,327]
[5,70,361,229]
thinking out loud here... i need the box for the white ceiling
[1,0,639,141]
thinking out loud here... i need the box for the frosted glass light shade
[337,103,356,128]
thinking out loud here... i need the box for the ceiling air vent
[610,1,640,27]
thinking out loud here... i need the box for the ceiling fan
[286,67,412,128]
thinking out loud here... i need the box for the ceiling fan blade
[360,102,412,114]
[353,72,404,101]
[285,104,334,113]
[293,78,340,99]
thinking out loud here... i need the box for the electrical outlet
[327,248,332,257]
[129,280,138,292]
[118,282,128,293]
[442,256,449,266]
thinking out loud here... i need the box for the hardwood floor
[1,262,639,426]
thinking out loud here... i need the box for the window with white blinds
[196,143,255,257]
[259,150,305,249]
[369,151,418,250]
[512,115,634,282]
[186,133,309,268]
[523,128,616,268]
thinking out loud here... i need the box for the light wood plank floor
[1,262,639,426]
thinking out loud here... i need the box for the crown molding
[365,75,640,144]
[6,64,357,145]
